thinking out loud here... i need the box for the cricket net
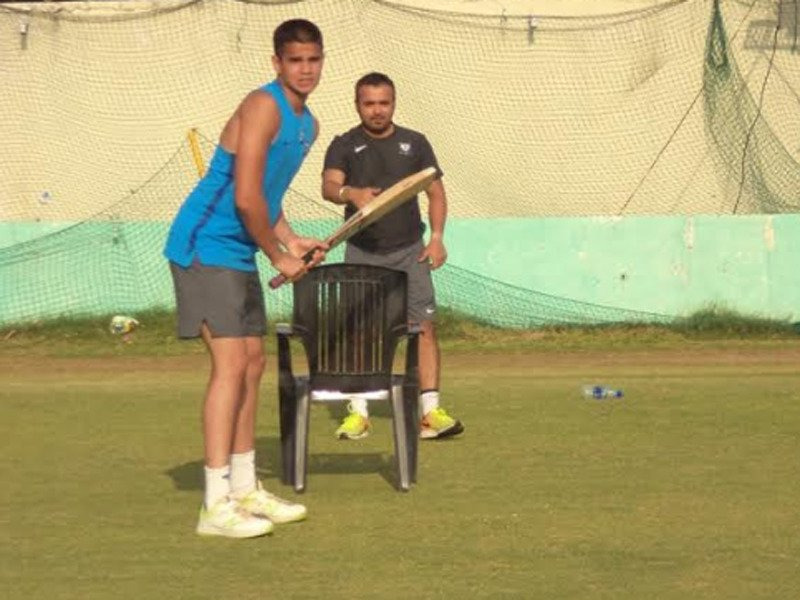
[0,0,797,326]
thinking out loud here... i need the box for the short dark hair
[273,19,323,57]
[355,72,395,101]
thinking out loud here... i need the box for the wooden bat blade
[326,166,436,248]
[268,166,437,289]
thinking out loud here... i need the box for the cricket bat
[268,166,437,289]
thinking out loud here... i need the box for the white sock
[204,465,230,509]
[348,396,369,417]
[420,390,440,416]
[229,449,257,497]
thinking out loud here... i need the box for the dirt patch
[3,345,799,380]
[449,346,800,369]
[0,354,208,378]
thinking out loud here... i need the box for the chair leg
[279,379,297,487]
[294,379,310,493]
[402,381,419,484]
[391,384,411,492]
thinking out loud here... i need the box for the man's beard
[362,120,392,136]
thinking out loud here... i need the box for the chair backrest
[291,263,408,393]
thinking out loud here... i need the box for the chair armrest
[276,323,294,337]
[404,325,420,386]
[276,324,294,379]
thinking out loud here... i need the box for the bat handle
[268,273,288,289]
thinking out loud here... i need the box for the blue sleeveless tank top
[164,80,315,271]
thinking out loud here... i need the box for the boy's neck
[278,80,307,115]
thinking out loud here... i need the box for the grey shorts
[169,261,267,339]
[345,240,436,323]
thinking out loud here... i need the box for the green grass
[671,304,800,337]
[2,344,800,598]
[1,306,798,358]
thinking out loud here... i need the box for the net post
[187,128,205,178]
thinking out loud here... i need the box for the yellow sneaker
[420,407,464,440]
[335,404,371,440]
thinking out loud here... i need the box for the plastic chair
[276,263,420,492]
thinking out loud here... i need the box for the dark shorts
[168,261,267,339]
[345,240,436,323]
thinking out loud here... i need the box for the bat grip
[268,273,288,289]
[267,248,316,290]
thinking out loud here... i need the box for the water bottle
[582,385,623,399]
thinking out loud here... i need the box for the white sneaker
[196,496,274,538]
[235,481,308,524]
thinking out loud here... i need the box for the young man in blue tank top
[322,72,464,442]
[164,19,327,539]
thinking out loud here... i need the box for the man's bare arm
[274,211,327,266]
[322,167,380,210]
[234,91,317,279]
[419,178,448,269]
[234,91,285,263]
[426,178,447,240]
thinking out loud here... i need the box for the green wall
[445,214,800,321]
[2,214,799,325]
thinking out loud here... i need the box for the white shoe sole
[196,521,274,538]
[265,510,307,525]
[336,430,370,440]
[420,420,464,440]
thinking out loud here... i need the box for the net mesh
[1,0,798,326]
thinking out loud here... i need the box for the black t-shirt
[323,125,443,253]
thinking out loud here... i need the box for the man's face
[356,84,395,135]
[272,41,324,98]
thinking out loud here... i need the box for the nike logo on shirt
[354,144,367,153]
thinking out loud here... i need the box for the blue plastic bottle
[582,385,624,399]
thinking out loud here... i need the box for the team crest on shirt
[398,142,412,155]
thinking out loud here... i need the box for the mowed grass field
[2,322,800,599]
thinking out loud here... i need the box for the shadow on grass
[164,434,397,491]
[164,461,203,491]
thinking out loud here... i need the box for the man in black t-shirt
[322,72,464,441]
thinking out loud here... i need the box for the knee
[218,354,249,380]
[419,320,436,338]
[247,351,266,377]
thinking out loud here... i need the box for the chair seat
[297,373,405,402]
[310,389,390,402]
